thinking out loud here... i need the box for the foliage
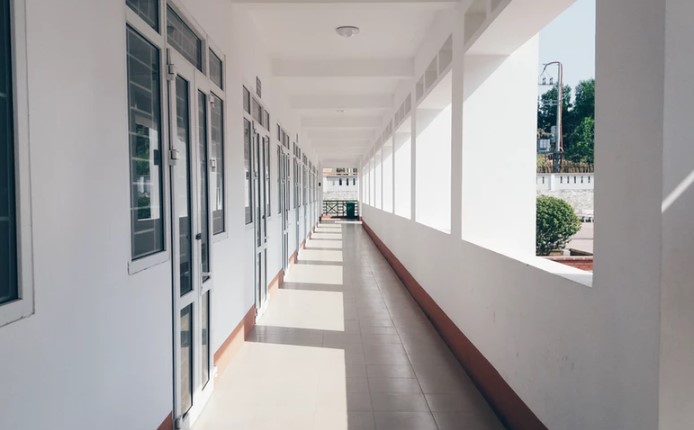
[564,117,594,164]
[537,79,595,167]
[537,85,572,133]
[536,196,581,256]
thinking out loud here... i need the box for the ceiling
[239,0,457,167]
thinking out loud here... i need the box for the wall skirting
[362,221,547,430]
[268,269,284,296]
[213,305,256,377]
[156,413,173,430]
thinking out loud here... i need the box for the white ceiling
[240,0,457,167]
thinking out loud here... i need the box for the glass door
[280,145,290,270]
[168,50,214,430]
[252,124,269,314]
[293,151,300,254]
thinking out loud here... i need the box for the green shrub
[536,196,581,256]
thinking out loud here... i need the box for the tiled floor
[193,221,505,430]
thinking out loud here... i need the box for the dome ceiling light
[335,26,360,38]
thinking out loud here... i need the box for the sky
[538,0,596,95]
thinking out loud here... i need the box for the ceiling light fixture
[335,26,360,38]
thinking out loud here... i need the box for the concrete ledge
[362,221,547,430]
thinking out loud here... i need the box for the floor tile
[193,222,503,430]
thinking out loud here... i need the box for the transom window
[126,0,159,31]
[209,49,223,89]
[166,6,202,71]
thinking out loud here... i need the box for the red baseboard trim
[289,251,298,264]
[157,412,173,430]
[213,305,256,377]
[269,269,284,295]
[362,221,547,430]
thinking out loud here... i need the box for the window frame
[126,3,172,275]
[126,0,229,270]
[1,0,35,328]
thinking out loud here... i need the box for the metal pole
[540,61,564,173]
[556,62,564,173]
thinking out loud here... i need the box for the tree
[537,85,572,135]
[562,79,595,163]
[536,196,581,256]
[564,116,594,164]
[572,79,595,122]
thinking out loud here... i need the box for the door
[294,155,300,253]
[252,126,269,314]
[279,145,290,270]
[168,50,214,429]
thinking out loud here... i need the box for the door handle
[195,233,202,240]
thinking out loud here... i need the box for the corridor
[193,222,504,430]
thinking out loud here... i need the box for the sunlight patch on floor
[298,248,343,263]
[311,232,343,240]
[193,342,347,430]
[285,262,343,284]
[306,239,343,249]
[257,289,345,331]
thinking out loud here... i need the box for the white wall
[536,173,594,191]
[461,39,537,254]
[659,0,694,427]
[362,0,672,428]
[0,1,319,429]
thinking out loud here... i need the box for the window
[2,0,34,326]
[277,145,281,215]
[209,50,223,89]
[244,118,252,224]
[1,0,17,306]
[374,149,382,209]
[243,86,251,114]
[210,94,224,234]
[126,0,159,31]
[416,71,452,233]
[382,141,393,213]
[394,120,412,218]
[166,6,202,71]
[126,27,165,260]
[264,137,270,215]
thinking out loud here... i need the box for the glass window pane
[198,91,210,280]
[243,86,250,114]
[126,27,165,261]
[264,137,270,215]
[201,291,210,387]
[211,94,224,234]
[0,0,17,305]
[180,304,193,414]
[174,76,193,296]
[277,146,281,215]
[244,119,252,224]
[126,0,159,32]
[166,6,202,71]
[209,50,223,89]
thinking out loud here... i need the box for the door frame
[168,48,215,430]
